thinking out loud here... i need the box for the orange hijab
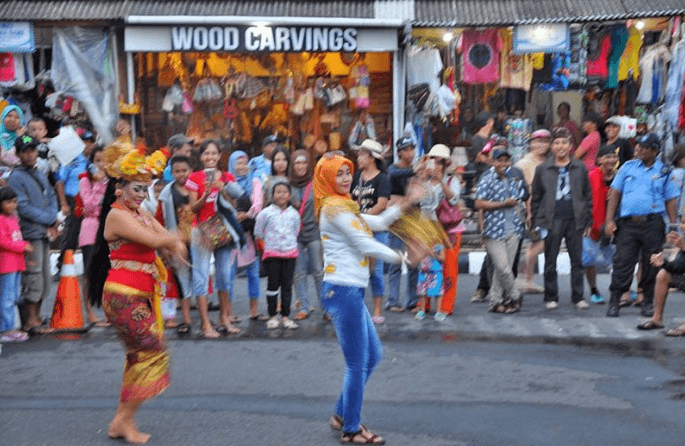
[313,154,355,218]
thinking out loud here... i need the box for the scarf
[289,149,313,188]
[228,150,253,196]
[313,154,356,219]
[0,105,24,152]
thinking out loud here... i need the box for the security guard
[605,134,679,317]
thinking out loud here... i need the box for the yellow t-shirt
[618,26,642,80]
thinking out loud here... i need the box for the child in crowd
[156,156,195,335]
[77,145,108,327]
[254,182,301,330]
[26,117,52,178]
[0,187,33,342]
[415,242,447,321]
[228,151,264,320]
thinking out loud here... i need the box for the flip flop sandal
[637,320,664,330]
[340,429,385,445]
[176,323,192,335]
[489,303,508,314]
[216,325,242,335]
[249,313,269,321]
[665,328,685,337]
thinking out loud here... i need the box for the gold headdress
[104,141,169,182]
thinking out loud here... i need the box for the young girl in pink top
[78,145,108,326]
[0,187,33,342]
[254,182,301,330]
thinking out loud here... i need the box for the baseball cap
[636,133,660,151]
[530,129,551,140]
[14,135,38,152]
[427,144,451,159]
[605,116,622,127]
[262,135,279,146]
[168,133,193,149]
[492,148,511,159]
[396,136,415,150]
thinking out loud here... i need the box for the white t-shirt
[637,44,671,104]
[407,46,444,93]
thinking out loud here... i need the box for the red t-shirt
[588,167,611,241]
[185,170,236,224]
[459,29,501,84]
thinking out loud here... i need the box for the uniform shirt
[476,166,527,240]
[611,158,679,217]
[55,154,88,197]
[247,154,271,185]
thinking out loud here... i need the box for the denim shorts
[190,228,234,296]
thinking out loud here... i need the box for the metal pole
[126,51,136,146]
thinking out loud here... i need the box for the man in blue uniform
[605,134,679,317]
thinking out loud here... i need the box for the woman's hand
[24,242,34,254]
[650,252,665,268]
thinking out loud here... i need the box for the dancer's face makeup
[122,181,150,210]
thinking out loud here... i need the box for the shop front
[124,18,403,160]
[407,7,685,162]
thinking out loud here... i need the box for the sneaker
[470,289,487,303]
[282,319,299,330]
[545,301,559,310]
[414,310,426,321]
[266,317,280,329]
[590,293,605,304]
[434,312,447,322]
[575,300,590,310]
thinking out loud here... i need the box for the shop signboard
[170,25,358,52]
[125,26,398,53]
[513,24,569,54]
[0,22,35,53]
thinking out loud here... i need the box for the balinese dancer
[314,153,426,445]
[88,142,187,444]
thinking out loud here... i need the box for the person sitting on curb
[637,222,685,336]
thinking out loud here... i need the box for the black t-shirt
[607,138,633,167]
[351,171,391,214]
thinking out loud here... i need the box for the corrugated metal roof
[413,0,685,27]
[0,1,376,21]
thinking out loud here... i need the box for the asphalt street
[3,273,685,445]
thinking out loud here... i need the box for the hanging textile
[665,38,685,130]
[606,26,629,89]
[407,46,444,93]
[618,26,642,82]
[499,29,534,91]
[568,26,588,87]
[637,43,671,104]
[458,29,501,84]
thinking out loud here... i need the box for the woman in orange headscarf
[315,153,425,445]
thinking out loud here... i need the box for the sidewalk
[38,267,685,351]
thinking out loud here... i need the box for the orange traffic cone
[50,249,85,332]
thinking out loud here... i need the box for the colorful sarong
[103,287,170,403]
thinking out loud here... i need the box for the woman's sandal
[665,327,685,337]
[176,323,191,335]
[489,303,508,314]
[340,427,385,445]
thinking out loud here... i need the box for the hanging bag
[435,178,462,230]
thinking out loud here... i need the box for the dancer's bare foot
[108,418,151,444]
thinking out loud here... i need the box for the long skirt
[103,289,170,403]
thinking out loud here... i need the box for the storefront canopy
[413,0,685,27]
[0,0,377,21]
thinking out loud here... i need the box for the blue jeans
[0,272,20,331]
[369,232,388,297]
[191,228,233,296]
[294,239,324,311]
[386,232,419,308]
[322,282,382,433]
[228,259,260,301]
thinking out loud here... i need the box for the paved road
[2,337,685,446]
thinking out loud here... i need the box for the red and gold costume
[102,143,170,403]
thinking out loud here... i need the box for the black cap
[262,135,279,146]
[492,148,511,159]
[636,133,660,151]
[396,136,415,150]
[14,135,38,152]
